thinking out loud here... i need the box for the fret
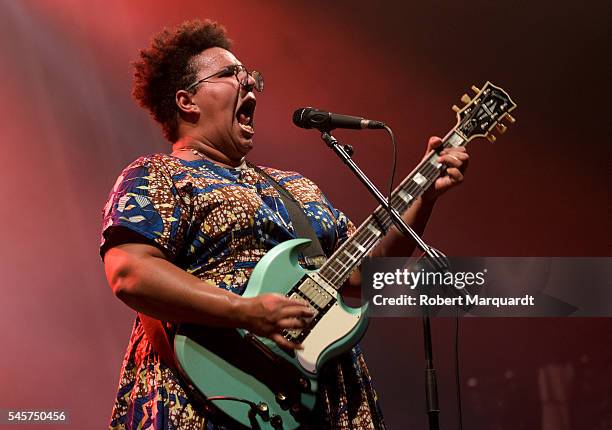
[342,249,359,263]
[366,224,382,236]
[412,172,427,186]
[445,130,465,147]
[355,243,367,253]
[397,190,414,204]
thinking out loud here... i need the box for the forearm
[370,196,436,257]
[105,245,245,327]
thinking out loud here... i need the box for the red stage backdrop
[0,0,610,428]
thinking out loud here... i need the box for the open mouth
[236,98,256,135]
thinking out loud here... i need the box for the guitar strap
[140,161,327,371]
[247,161,327,269]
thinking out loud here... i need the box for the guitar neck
[318,129,468,289]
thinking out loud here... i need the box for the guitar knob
[504,113,516,124]
[471,85,481,93]
[461,93,472,104]
[496,123,508,134]
[275,392,290,410]
[452,105,461,113]
[486,134,497,143]
[257,402,270,420]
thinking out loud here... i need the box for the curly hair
[132,20,232,142]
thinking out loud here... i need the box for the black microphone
[292,107,386,132]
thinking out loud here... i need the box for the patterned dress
[100,154,385,429]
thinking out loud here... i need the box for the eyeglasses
[185,64,264,93]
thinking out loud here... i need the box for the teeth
[239,123,254,133]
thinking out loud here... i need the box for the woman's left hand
[422,136,469,202]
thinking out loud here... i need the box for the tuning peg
[504,113,516,124]
[486,133,497,143]
[496,123,508,134]
[471,85,481,93]
[452,105,461,113]
[461,94,472,104]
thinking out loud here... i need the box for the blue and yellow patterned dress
[100,154,385,429]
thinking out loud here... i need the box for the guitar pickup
[297,279,333,309]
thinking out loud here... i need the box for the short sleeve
[100,156,189,261]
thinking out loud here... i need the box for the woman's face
[188,47,257,161]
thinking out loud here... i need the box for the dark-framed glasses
[185,64,264,93]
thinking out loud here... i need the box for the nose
[241,72,257,92]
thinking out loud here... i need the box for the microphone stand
[321,131,443,430]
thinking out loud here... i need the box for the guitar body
[174,238,369,429]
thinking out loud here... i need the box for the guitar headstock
[452,82,517,143]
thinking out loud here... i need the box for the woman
[101,20,468,429]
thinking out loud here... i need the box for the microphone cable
[383,125,397,203]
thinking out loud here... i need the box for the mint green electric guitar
[174,82,516,429]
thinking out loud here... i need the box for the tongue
[238,113,251,125]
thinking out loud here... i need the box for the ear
[175,90,199,114]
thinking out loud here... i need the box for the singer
[100,20,468,430]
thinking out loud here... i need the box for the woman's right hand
[238,294,314,350]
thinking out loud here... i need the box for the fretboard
[318,130,467,288]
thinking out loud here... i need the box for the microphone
[292,107,386,132]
